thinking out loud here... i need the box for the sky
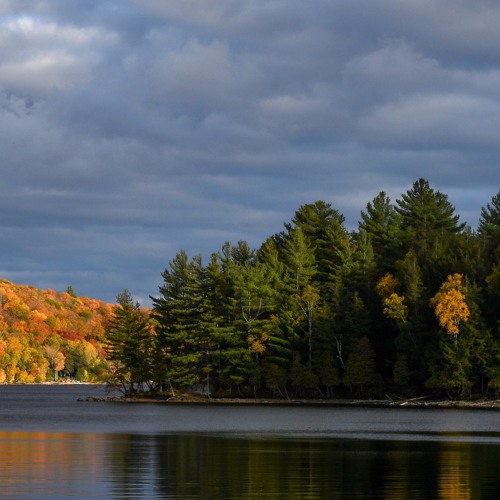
[1,0,500,305]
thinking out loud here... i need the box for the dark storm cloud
[0,0,499,304]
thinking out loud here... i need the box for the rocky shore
[78,394,500,409]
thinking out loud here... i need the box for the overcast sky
[1,1,499,305]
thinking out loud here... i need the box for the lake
[1,385,500,498]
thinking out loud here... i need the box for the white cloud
[343,40,446,95]
[359,93,500,149]
[0,16,117,98]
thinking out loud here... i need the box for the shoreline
[79,395,500,409]
[4,383,497,409]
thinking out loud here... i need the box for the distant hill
[0,279,114,383]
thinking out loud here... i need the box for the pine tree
[281,227,316,292]
[105,289,154,393]
[359,191,400,272]
[478,190,500,237]
[151,252,206,391]
[288,200,349,295]
[478,190,500,265]
[202,252,234,394]
[231,261,280,394]
[343,336,376,397]
[395,178,465,289]
[396,178,464,236]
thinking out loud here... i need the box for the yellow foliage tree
[376,274,408,324]
[383,293,408,324]
[248,331,270,354]
[0,280,113,383]
[430,274,470,337]
[375,273,399,297]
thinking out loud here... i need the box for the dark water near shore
[1,385,500,498]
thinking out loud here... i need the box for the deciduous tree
[430,274,470,338]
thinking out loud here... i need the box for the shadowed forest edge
[2,178,500,402]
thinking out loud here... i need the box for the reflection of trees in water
[438,441,500,500]
[106,435,500,498]
[107,434,159,498]
[439,443,472,500]
[2,432,500,498]
[0,431,111,497]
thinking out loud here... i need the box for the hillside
[0,279,114,383]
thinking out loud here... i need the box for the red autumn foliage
[0,278,114,383]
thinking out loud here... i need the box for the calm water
[1,385,500,498]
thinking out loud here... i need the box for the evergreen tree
[230,261,281,395]
[105,289,155,393]
[288,200,349,296]
[478,190,500,265]
[485,262,500,337]
[359,191,400,272]
[202,251,235,394]
[151,252,207,391]
[395,250,427,331]
[257,239,293,396]
[343,336,376,397]
[231,240,256,266]
[478,190,500,237]
[396,178,464,236]
[395,178,465,289]
[281,227,316,292]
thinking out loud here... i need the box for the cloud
[0,15,116,98]
[0,1,499,305]
[358,93,500,150]
[149,39,238,111]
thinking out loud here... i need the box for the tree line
[105,178,500,399]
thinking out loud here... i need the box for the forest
[106,178,500,400]
[0,282,113,383]
[1,178,499,399]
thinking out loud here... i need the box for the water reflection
[438,443,471,500]
[0,431,111,498]
[1,431,500,498]
[107,435,500,498]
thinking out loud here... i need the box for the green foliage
[282,227,316,292]
[393,354,411,386]
[395,178,466,291]
[151,252,209,392]
[288,200,350,297]
[396,178,464,237]
[105,289,158,393]
[478,190,500,238]
[359,191,400,271]
[45,298,63,310]
[343,337,376,395]
[111,178,500,400]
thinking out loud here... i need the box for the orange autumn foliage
[375,273,400,298]
[0,278,114,382]
[430,274,470,336]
